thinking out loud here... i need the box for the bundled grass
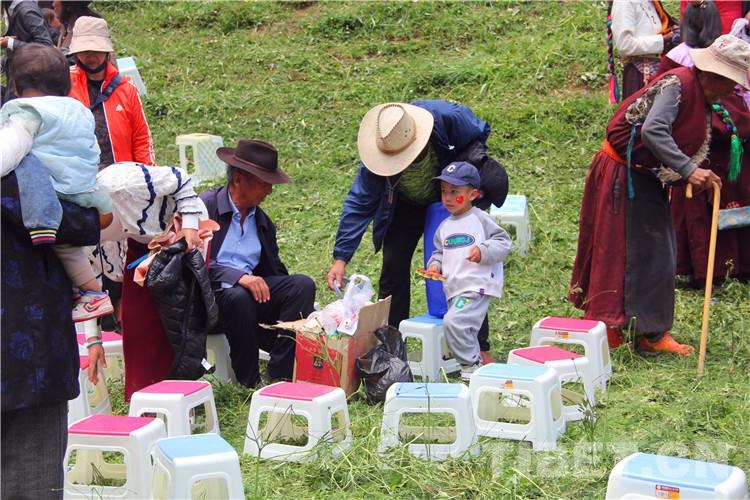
[100,1,749,497]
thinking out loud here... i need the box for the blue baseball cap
[433,161,480,188]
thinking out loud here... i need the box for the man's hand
[87,343,107,385]
[239,274,270,303]
[466,246,482,263]
[327,259,347,290]
[687,167,721,193]
[0,36,12,48]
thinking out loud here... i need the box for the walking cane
[685,181,720,382]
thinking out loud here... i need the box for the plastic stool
[116,56,146,95]
[399,315,460,381]
[244,381,352,462]
[606,452,749,499]
[379,382,479,460]
[69,356,111,426]
[469,363,565,451]
[77,330,124,382]
[175,133,225,186]
[507,346,597,422]
[205,334,270,383]
[152,434,244,500]
[129,380,219,437]
[489,194,531,255]
[530,316,611,390]
[64,415,166,499]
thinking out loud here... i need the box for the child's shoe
[73,290,114,322]
[460,363,482,382]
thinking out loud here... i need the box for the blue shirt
[216,194,261,288]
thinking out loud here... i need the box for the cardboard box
[292,297,391,396]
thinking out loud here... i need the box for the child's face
[440,181,478,215]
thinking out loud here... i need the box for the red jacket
[69,62,155,166]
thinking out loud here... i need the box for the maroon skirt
[122,239,173,401]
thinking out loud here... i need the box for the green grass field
[101,1,749,497]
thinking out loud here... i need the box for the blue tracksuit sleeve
[333,163,386,263]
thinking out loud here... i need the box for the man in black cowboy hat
[200,139,316,387]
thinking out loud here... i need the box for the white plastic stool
[507,346,597,422]
[116,56,146,95]
[175,133,225,186]
[379,382,479,460]
[64,415,166,499]
[77,330,124,382]
[69,355,111,426]
[128,380,219,437]
[469,363,565,451]
[205,334,270,384]
[399,315,460,381]
[606,452,749,499]
[530,316,611,390]
[489,194,531,255]
[152,434,244,500]
[244,381,352,462]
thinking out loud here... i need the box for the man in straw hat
[569,34,749,355]
[327,100,508,364]
[201,140,316,388]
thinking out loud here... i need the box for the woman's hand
[87,343,107,385]
[687,167,722,193]
[181,228,201,252]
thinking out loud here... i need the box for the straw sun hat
[690,34,750,89]
[357,102,435,176]
[69,16,114,54]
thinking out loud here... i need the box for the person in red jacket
[67,16,154,169]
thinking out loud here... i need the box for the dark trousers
[379,198,490,351]
[214,274,315,387]
[1,401,68,500]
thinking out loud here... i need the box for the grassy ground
[100,1,749,498]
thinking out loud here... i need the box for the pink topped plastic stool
[128,380,219,437]
[68,355,111,426]
[530,316,611,390]
[244,381,352,462]
[64,414,166,499]
[507,346,597,422]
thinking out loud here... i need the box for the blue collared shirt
[216,194,261,288]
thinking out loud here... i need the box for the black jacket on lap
[145,239,219,380]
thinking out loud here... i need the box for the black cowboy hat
[217,139,290,185]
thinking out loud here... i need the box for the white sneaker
[460,363,482,382]
[72,291,114,322]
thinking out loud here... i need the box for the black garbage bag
[357,325,413,403]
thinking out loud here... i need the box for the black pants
[2,401,68,499]
[379,198,490,351]
[214,274,316,387]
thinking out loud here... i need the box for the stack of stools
[398,315,460,381]
[64,414,166,499]
[151,434,245,499]
[606,453,749,499]
[379,382,479,460]
[76,330,124,382]
[69,355,111,425]
[507,346,597,422]
[468,363,565,451]
[128,380,219,436]
[244,381,352,462]
[530,316,611,390]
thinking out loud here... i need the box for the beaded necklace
[712,102,743,182]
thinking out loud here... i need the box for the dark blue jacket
[1,166,100,412]
[200,185,288,292]
[333,100,491,262]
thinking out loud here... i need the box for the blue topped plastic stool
[398,314,460,381]
[151,434,245,499]
[606,452,748,499]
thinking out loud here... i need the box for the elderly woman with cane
[569,35,750,355]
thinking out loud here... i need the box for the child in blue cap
[426,161,511,381]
